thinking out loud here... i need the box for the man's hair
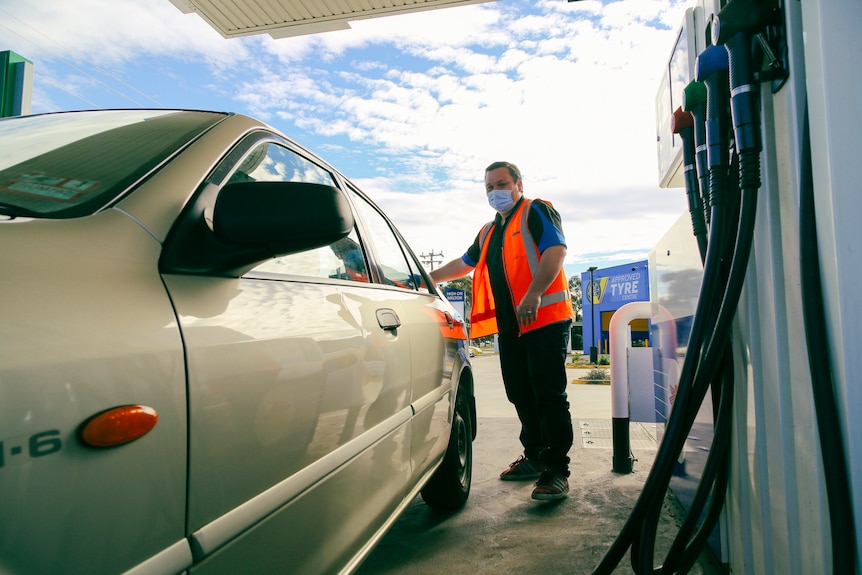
[485,161,522,183]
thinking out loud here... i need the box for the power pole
[420,250,444,270]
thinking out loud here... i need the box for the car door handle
[444,312,455,329]
[376,308,401,332]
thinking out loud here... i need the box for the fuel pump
[592,41,737,574]
[599,0,860,573]
[592,2,774,573]
[634,42,737,575]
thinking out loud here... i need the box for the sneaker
[499,455,542,481]
[531,470,569,500]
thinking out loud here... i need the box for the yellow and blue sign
[587,268,647,305]
[582,260,650,354]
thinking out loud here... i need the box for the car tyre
[420,388,473,510]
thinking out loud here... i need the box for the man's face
[484,167,522,201]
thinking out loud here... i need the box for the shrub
[580,368,610,384]
[598,355,610,365]
[572,334,583,349]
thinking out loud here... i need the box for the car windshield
[0,109,227,219]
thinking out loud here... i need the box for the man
[429,161,575,500]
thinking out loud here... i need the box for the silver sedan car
[0,109,475,575]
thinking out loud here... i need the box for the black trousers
[497,320,573,476]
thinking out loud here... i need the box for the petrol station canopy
[168,0,496,38]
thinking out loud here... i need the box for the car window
[227,142,333,185]
[0,109,226,218]
[235,143,370,283]
[347,186,430,293]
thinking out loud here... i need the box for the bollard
[609,303,650,473]
[609,303,677,473]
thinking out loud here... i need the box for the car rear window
[0,109,227,219]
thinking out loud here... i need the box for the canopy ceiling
[168,0,497,39]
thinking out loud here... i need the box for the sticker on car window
[1,173,100,202]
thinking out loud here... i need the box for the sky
[0,0,694,278]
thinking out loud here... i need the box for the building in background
[1,51,33,118]
[581,260,650,357]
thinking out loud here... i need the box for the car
[0,109,476,575]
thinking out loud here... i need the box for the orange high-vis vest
[469,199,574,338]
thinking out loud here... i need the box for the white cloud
[280,0,673,267]
[2,0,694,271]
[1,1,241,65]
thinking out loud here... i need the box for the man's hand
[517,294,542,328]
[517,245,566,327]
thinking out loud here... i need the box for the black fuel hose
[656,147,758,573]
[672,107,708,261]
[798,104,858,575]
[594,42,759,574]
[593,46,734,575]
[631,44,735,574]
[629,98,736,575]
[642,23,764,568]
[591,184,727,575]
[644,14,770,570]
[718,1,858,569]
[592,170,730,575]
[660,352,733,574]
[636,149,752,575]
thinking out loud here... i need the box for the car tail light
[80,405,158,448]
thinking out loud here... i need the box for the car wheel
[420,388,473,510]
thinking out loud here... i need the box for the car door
[343,185,462,486]
[159,136,415,575]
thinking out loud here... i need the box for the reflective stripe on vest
[514,200,570,309]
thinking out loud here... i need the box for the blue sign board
[443,288,466,325]
[443,288,465,303]
[581,261,650,354]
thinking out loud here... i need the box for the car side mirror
[213,181,354,255]
[160,180,355,278]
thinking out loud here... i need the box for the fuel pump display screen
[669,24,691,149]
[656,7,700,189]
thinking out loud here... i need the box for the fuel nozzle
[672,107,708,261]
[694,44,730,209]
[712,0,771,190]
[683,80,709,227]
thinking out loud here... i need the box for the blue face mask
[487,189,516,213]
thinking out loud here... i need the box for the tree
[568,275,582,321]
